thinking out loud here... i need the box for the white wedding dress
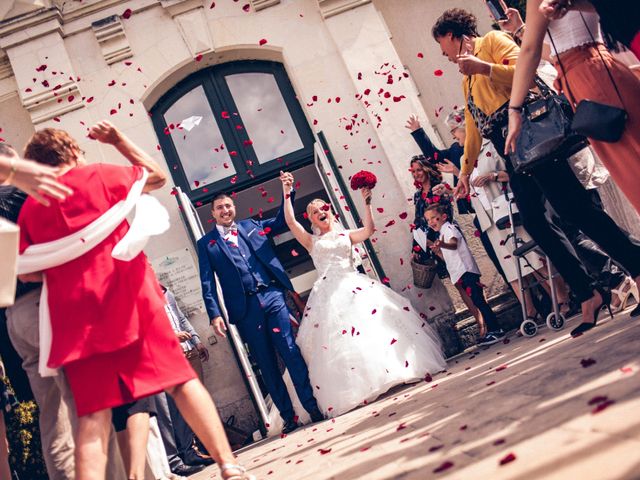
[266,229,446,434]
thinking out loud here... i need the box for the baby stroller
[506,199,566,337]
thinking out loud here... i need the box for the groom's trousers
[235,285,317,421]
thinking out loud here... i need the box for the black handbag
[512,77,588,174]
[551,13,628,143]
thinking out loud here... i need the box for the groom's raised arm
[197,237,222,321]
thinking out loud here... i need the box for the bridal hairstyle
[24,128,82,167]
[306,198,337,235]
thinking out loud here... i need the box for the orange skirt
[555,44,640,215]
[64,309,196,417]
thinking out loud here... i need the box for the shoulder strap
[577,12,626,109]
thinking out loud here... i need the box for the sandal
[611,277,635,314]
[220,463,256,480]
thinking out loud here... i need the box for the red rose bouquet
[350,170,377,191]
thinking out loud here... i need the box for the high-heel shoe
[611,277,634,314]
[571,289,613,337]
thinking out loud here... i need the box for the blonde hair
[306,198,334,231]
[444,108,466,131]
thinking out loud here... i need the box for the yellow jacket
[461,30,519,176]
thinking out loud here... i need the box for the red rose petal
[318,448,331,455]
[417,52,424,58]
[122,8,132,19]
[580,358,597,368]
[591,399,616,414]
[499,452,517,465]
[434,69,444,77]
[588,395,609,406]
[433,461,454,473]
[259,38,268,46]
[495,365,508,372]
[390,338,397,345]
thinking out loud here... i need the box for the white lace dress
[266,230,446,433]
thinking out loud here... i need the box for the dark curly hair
[432,8,479,40]
[410,155,442,186]
[24,128,81,167]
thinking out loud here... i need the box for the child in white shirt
[425,204,505,345]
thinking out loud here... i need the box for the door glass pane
[164,85,235,189]
[225,73,304,164]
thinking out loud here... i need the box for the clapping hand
[470,174,494,188]
[405,115,421,132]
[280,170,294,194]
[431,183,450,196]
[436,159,460,177]
[361,187,372,205]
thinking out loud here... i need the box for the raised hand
[88,120,122,145]
[539,0,571,20]
[498,7,524,34]
[436,159,460,176]
[405,115,421,132]
[279,170,293,194]
[361,186,372,205]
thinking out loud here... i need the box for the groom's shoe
[309,407,325,423]
[282,418,299,435]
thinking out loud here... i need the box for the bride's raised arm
[280,170,313,252]
[349,188,375,244]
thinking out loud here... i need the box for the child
[425,204,505,345]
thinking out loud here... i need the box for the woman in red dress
[17,122,254,480]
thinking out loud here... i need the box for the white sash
[17,169,170,376]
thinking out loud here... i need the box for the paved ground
[196,308,640,480]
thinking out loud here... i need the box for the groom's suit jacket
[196,192,295,324]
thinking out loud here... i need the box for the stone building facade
[3,0,637,440]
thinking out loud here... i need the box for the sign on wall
[151,247,205,318]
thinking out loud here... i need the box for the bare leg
[166,380,247,479]
[509,278,537,318]
[0,414,12,480]
[455,283,484,336]
[116,412,149,480]
[75,409,111,480]
[455,283,480,320]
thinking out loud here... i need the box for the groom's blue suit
[196,192,318,422]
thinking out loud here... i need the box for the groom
[196,171,323,434]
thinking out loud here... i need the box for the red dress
[18,163,195,416]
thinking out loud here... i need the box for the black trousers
[490,130,640,302]
[549,190,628,293]
[458,272,500,332]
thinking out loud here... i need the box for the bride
[268,172,446,430]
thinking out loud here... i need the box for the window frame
[151,60,315,202]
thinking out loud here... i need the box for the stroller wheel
[520,318,538,337]
[546,312,565,331]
